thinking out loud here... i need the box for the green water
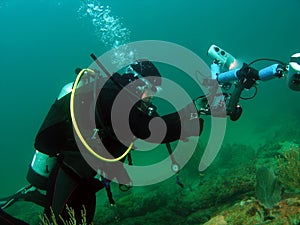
[0,0,300,224]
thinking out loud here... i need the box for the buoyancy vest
[34,93,74,156]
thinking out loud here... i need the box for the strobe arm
[222,63,285,121]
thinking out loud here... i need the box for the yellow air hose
[70,68,133,162]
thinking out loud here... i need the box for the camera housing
[207,44,236,69]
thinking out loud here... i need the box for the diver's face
[141,88,155,103]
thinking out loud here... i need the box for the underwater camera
[203,44,300,121]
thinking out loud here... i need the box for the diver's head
[125,60,162,102]
[130,60,162,87]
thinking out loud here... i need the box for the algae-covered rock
[208,197,300,225]
[203,215,227,225]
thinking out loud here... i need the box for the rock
[203,215,227,225]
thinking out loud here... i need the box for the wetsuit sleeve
[129,102,204,143]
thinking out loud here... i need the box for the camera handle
[226,63,259,121]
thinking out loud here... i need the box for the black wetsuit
[24,72,203,224]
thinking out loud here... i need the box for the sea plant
[256,167,281,208]
[40,205,92,225]
[276,144,300,192]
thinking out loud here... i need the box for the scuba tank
[26,83,73,189]
[26,69,106,189]
[34,83,74,156]
[26,150,57,190]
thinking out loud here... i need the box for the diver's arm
[129,102,204,143]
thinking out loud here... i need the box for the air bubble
[79,0,134,66]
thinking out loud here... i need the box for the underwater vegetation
[276,145,300,193]
[4,127,300,225]
[40,205,91,225]
[256,167,282,209]
[203,142,300,225]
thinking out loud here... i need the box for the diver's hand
[194,96,228,117]
[193,97,209,115]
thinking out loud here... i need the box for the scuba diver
[1,43,299,224]
[0,59,204,224]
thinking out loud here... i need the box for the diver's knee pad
[26,150,57,190]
